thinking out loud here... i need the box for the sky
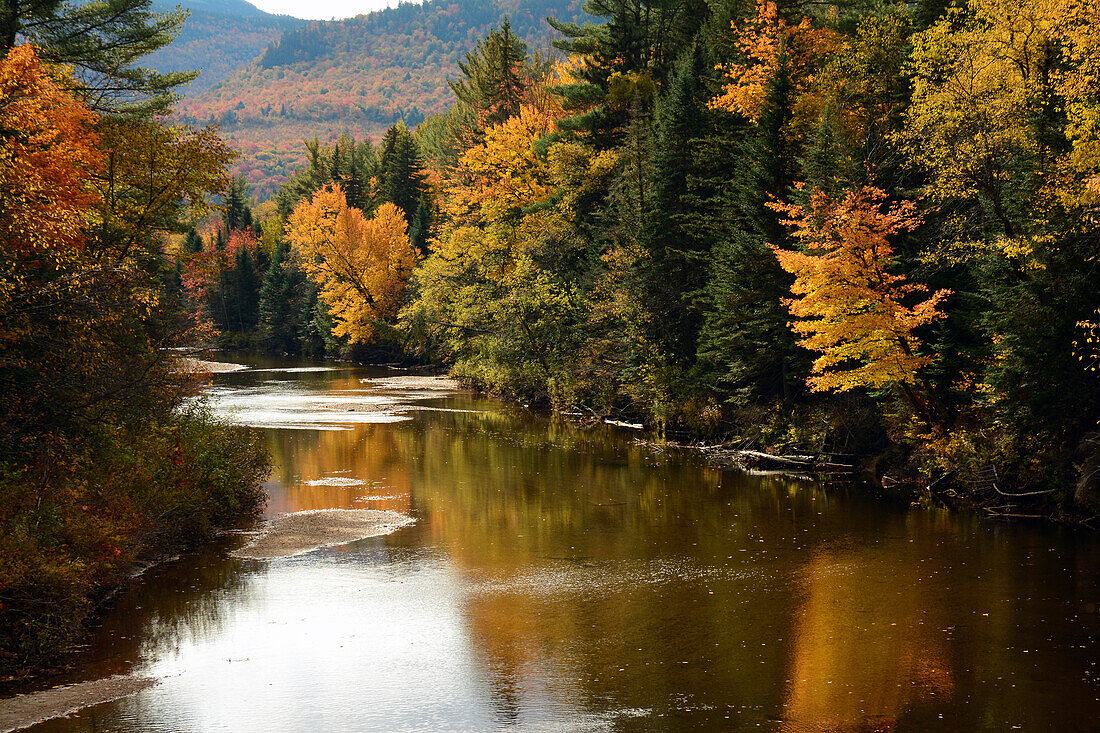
[249,0,409,20]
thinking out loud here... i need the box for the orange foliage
[0,45,102,254]
[285,184,417,342]
[770,187,951,395]
[709,0,840,125]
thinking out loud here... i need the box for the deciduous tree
[770,186,950,421]
[285,185,416,342]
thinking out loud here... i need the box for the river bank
[0,409,271,681]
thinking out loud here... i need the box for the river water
[15,357,1100,731]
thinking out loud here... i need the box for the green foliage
[379,122,430,231]
[3,0,196,115]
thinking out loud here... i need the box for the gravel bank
[231,509,415,559]
[0,675,157,732]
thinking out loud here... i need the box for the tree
[378,121,429,237]
[770,186,950,421]
[709,0,839,144]
[548,0,708,146]
[1,0,196,115]
[276,134,380,219]
[640,42,716,367]
[448,104,556,228]
[284,185,417,343]
[223,176,254,233]
[0,45,101,256]
[90,119,233,262]
[449,17,530,133]
[898,0,1100,239]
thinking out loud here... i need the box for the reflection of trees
[389,406,831,723]
[263,424,413,515]
[781,548,954,732]
[135,548,255,662]
[33,384,1100,730]
[45,541,253,686]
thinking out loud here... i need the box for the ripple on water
[302,477,369,487]
[465,557,770,600]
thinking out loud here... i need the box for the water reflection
[13,359,1100,732]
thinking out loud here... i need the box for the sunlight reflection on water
[15,356,1100,733]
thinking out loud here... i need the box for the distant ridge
[174,0,589,199]
[154,0,276,18]
[147,0,305,95]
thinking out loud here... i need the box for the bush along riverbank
[0,408,270,678]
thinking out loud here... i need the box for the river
[12,356,1100,731]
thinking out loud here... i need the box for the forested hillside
[198,0,1100,514]
[145,0,303,95]
[175,0,590,198]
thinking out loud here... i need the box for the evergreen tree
[230,245,260,333]
[449,17,529,132]
[183,227,203,253]
[1,0,196,115]
[409,194,433,255]
[548,0,711,147]
[259,239,299,352]
[697,49,807,404]
[378,121,428,226]
[223,176,253,232]
[639,43,715,367]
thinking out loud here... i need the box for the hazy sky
[249,0,408,20]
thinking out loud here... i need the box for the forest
[192,0,1100,515]
[0,1,269,674]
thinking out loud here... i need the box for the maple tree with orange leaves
[770,187,950,420]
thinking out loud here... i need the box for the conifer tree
[640,43,715,366]
[379,121,429,228]
[449,17,529,132]
[1,0,196,115]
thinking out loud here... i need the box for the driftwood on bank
[700,446,858,474]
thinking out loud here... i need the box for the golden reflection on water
[14,362,1100,732]
[781,549,954,732]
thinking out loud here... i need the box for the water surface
[13,357,1100,731]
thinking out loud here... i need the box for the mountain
[147,0,305,96]
[172,0,589,199]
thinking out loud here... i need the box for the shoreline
[0,676,157,733]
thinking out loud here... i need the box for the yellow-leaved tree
[447,104,556,227]
[285,185,417,342]
[770,187,951,422]
[901,0,1100,239]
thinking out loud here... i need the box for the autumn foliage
[285,185,416,342]
[0,45,101,254]
[0,44,268,674]
[709,0,839,125]
[770,187,950,398]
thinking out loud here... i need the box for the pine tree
[409,194,433,255]
[696,53,807,404]
[1,0,196,115]
[548,0,711,147]
[449,17,529,133]
[379,121,428,226]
